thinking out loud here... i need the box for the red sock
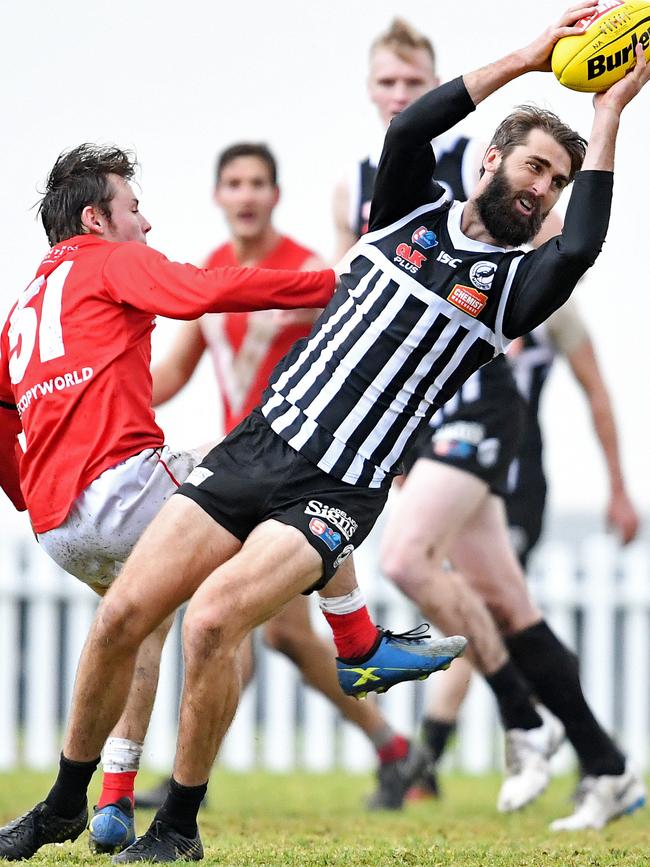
[323,606,379,659]
[97,771,137,809]
[378,734,410,765]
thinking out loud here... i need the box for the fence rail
[1,519,649,774]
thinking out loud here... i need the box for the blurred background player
[143,141,428,812]
[413,295,639,801]
[333,18,484,259]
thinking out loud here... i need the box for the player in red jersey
[139,143,427,813]
[0,144,462,860]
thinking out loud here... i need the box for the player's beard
[475,163,546,247]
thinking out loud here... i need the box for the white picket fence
[0,516,649,774]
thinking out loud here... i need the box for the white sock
[101,737,143,774]
[318,587,366,615]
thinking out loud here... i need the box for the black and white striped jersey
[262,77,613,490]
[262,197,524,488]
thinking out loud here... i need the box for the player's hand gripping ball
[552,0,650,91]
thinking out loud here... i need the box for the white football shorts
[37,445,205,588]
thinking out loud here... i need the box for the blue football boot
[89,797,135,854]
[337,625,467,698]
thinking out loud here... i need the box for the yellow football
[552,0,650,91]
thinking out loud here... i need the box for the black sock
[485,660,543,731]
[45,753,99,818]
[155,777,207,838]
[506,620,625,777]
[421,718,456,761]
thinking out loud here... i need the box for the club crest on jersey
[411,226,438,250]
[447,284,488,317]
[394,242,427,275]
[309,518,342,551]
[469,261,497,292]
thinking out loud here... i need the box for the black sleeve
[502,171,613,338]
[368,77,477,231]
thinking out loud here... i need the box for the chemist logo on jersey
[411,226,439,250]
[469,261,497,292]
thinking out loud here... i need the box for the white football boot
[497,705,565,812]
[550,762,646,831]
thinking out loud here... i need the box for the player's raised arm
[102,242,337,320]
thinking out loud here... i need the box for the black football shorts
[405,388,526,498]
[175,409,388,591]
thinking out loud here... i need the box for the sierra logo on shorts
[447,284,488,317]
[308,517,342,551]
[305,501,358,540]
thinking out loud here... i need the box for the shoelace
[379,623,431,641]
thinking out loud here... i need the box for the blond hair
[370,19,436,71]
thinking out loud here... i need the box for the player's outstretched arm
[582,45,650,171]
[463,2,600,104]
[103,243,338,320]
[567,337,639,543]
[151,320,207,407]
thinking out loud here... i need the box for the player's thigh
[184,519,323,641]
[106,493,243,634]
[382,459,489,563]
[448,495,540,632]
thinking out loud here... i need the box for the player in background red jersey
[138,143,426,813]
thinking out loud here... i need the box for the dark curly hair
[38,143,137,246]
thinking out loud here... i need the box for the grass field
[0,769,648,866]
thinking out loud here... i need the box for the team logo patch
[411,226,438,250]
[469,261,497,292]
[184,467,214,487]
[333,544,355,569]
[394,242,427,274]
[309,517,342,551]
[433,439,475,459]
[447,284,488,317]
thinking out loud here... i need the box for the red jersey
[201,236,327,433]
[0,235,335,532]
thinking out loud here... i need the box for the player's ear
[80,204,105,235]
[272,185,280,207]
[482,145,502,177]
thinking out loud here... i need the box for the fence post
[581,534,617,732]
[23,547,62,769]
[620,541,650,768]
[0,530,21,769]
